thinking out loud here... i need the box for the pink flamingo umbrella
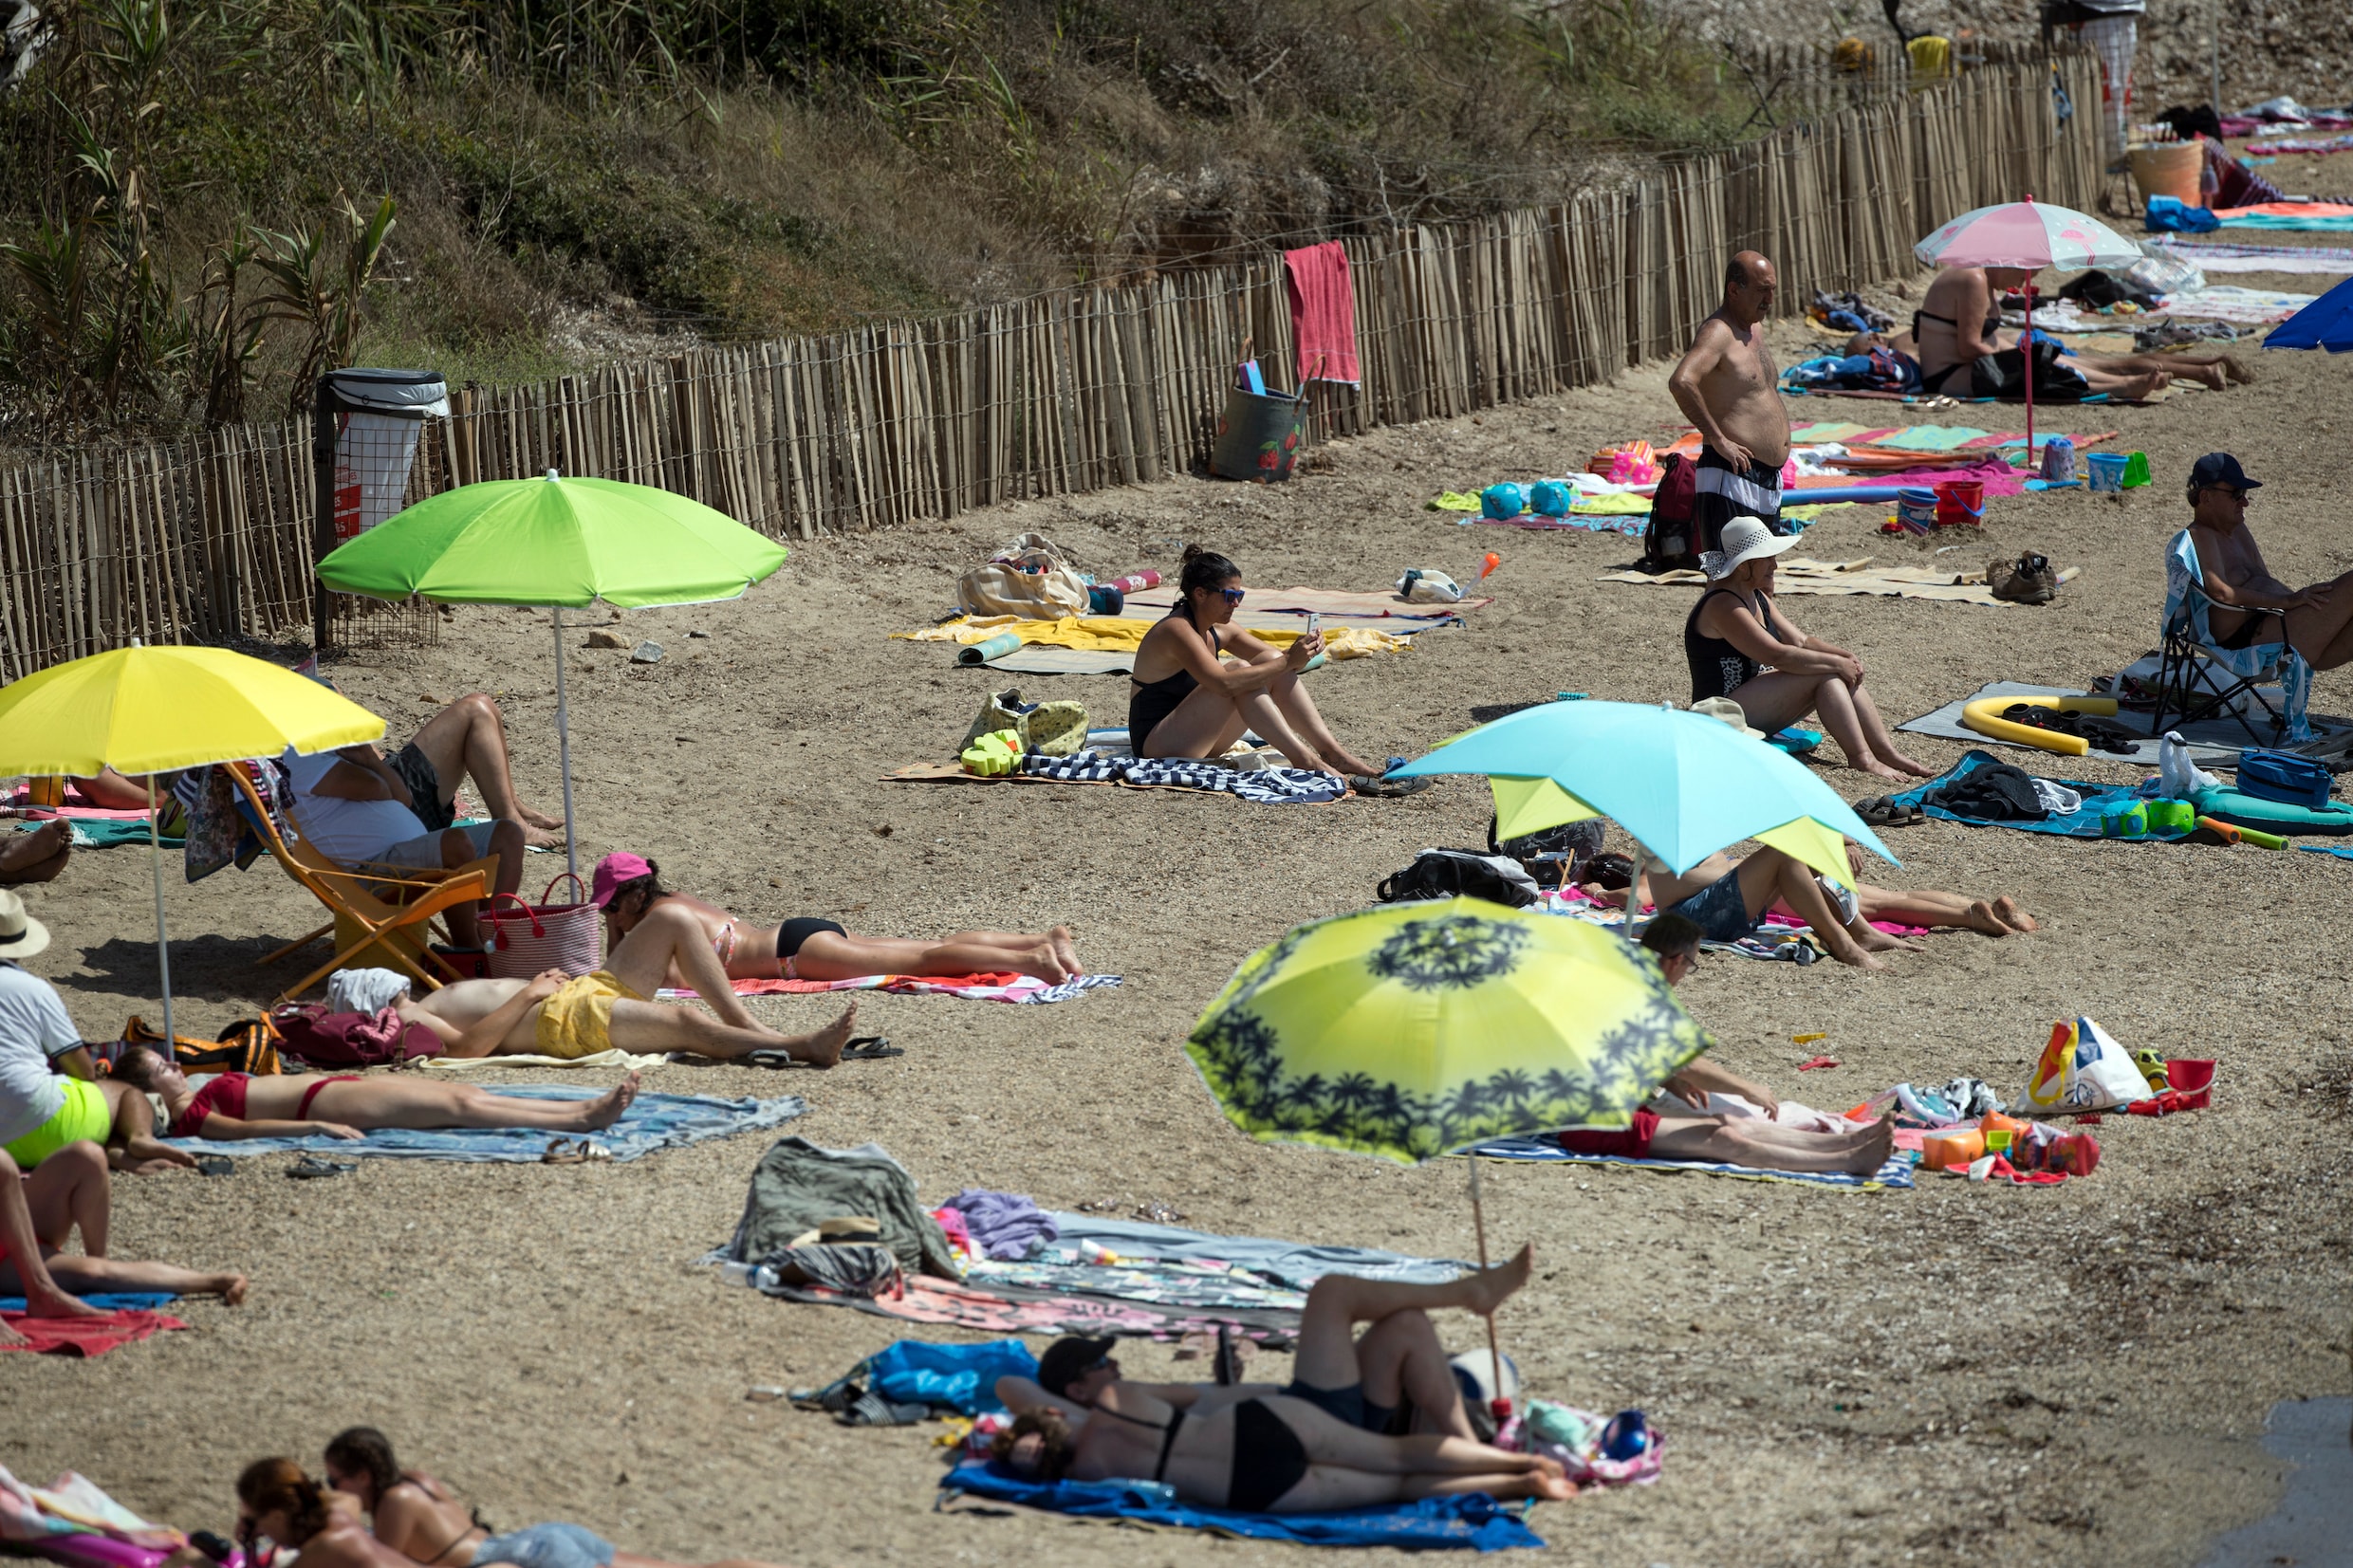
[1913,196,2142,456]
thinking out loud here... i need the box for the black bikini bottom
[777,918,847,959]
[1227,1399,1309,1512]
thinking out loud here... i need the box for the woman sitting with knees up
[1684,519,1933,784]
[108,1045,640,1145]
[306,1435,787,1568]
[1128,544,1422,795]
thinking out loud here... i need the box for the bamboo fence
[0,49,2101,678]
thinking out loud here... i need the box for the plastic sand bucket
[2128,140,2203,207]
[2040,436,2077,483]
[2086,452,2129,492]
[1211,386,1306,482]
[1895,487,1938,534]
[2166,1059,2216,1095]
[1934,479,1985,526]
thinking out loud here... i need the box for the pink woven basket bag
[480,874,602,979]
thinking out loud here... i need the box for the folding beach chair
[2151,529,2313,746]
[226,766,497,1004]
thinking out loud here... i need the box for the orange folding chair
[227,766,499,1004]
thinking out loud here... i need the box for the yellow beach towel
[895,616,1411,660]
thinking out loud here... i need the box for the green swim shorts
[3,1076,110,1168]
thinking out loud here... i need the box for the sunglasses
[1219,587,1246,605]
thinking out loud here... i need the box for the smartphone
[1306,612,1322,639]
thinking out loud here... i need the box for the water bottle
[1599,1409,1650,1460]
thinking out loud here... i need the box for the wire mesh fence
[0,49,2100,677]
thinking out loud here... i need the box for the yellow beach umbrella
[0,646,387,1040]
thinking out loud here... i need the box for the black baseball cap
[1036,1336,1118,1397]
[2188,453,2261,491]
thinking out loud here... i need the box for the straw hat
[1701,516,1799,581]
[1691,695,1764,739]
[0,890,50,960]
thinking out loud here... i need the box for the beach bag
[958,534,1090,618]
[1641,453,1699,573]
[481,875,602,979]
[961,690,1087,757]
[2018,1016,2155,1114]
[269,1004,442,1067]
[1376,849,1538,908]
[2235,748,2332,809]
[123,1014,283,1077]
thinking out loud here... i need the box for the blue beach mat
[937,1463,1546,1549]
[1,1293,177,1313]
[1890,749,2184,839]
[163,1085,805,1163]
[1469,1137,1914,1191]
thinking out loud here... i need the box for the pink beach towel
[1283,242,1360,386]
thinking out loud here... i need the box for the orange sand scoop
[1479,552,1501,580]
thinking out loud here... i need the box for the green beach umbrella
[316,471,788,876]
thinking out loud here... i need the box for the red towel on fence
[1283,242,1361,386]
[0,1309,187,1357]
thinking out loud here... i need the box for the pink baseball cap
[590,852,654,908]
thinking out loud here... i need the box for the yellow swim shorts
[4,1076,111,1168]
[533,970,645,1060]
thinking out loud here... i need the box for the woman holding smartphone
[1127,545,1421,794]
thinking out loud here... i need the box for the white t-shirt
[0,962,80,1145]
[281,747,428,865]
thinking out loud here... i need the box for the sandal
[1855,795,1924,827]
[541,1138,610,1166]
[1348,772,1436,798]
[840,1036,901,1061]
[195,1154,235,1177]
[287,1155,356,1179]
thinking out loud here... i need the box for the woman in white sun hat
[1681,516,1932,783]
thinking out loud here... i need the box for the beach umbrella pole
[145,777,175,1044]
[1467,1154,1510,1420]
[2022,280,2037,458]
[552,608,580,882]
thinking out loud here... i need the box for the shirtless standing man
[1668,252,1791,553]
[2184,452,2353,670]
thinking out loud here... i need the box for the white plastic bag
[2016,1016,2155,1114]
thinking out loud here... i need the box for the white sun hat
[1701,515,1800,581]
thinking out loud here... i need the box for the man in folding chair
[2160,453,2353,742]
[279,743,527,950]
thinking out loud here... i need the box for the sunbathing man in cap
[1001,1248,1534,1444]
[2185,452,2353,670]
[1551,914,1897,1174]
[398,898,858,1065]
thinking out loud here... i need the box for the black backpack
[1376,849,1539,908]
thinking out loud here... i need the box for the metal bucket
[1211,386,1307,482]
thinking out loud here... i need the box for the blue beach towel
[937,1463,1546,1550]
[1,1293,177,1313]
[1891,749,2187,839]
[1469,1137,1914,1191]
[164,1086,805,1164]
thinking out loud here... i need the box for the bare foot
[1992,896,2038,932]
[582,1072,641,1130]
[518,805,566,832]
[0,1318,24,1346]
[786,1002,859,1068]
[521,823,566,850]
[1881,750,1937,779]
[1962,899,2011,936]
[1461,1243,1534,1316]
[2183,362,2227,391]
[1828,942,1887,971]
[1855,926,1920,953]
[213,1274,250,1305]
[2219,354,2254,385]
[1048,926,1084,976]
[0,819,73,883]
[1839,1116,1896,1174]
[27,1285,109,1320]
[1011,945,1072,984]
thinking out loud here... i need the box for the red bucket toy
[1934,479,1985,526]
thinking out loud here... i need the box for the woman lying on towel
[106,1046,640,1148]
[228,1455,782,1568]
[397,897,859,1066]
[1685,519,1934,784]
[1127,544,1424,796]
[590,852,1082,986]
[993,1250,1573,1511]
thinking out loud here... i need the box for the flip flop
[840,1036,901,1061]
[287,1155,356,1179]
[541,1138,610,1165]
[1348,772,1436,798]
[195,1154,235,1177]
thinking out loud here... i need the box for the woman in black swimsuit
[992,1384,1572,1512]
[1684,518,1932,784]
[1127,544,1394,787]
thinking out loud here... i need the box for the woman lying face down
[590,852,1084,986]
